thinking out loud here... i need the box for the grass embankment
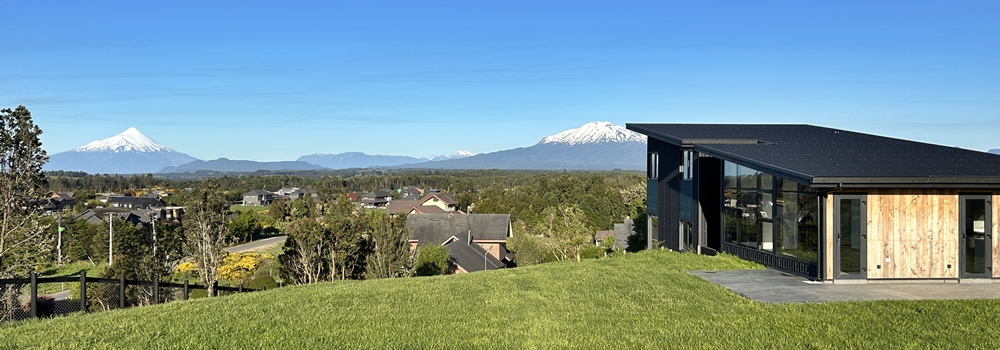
[3,251,1000,348]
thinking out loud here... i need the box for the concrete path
[225,235,287,253]
[690,269,1000,303]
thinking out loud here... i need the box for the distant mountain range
[297,152,428,169]
[45,128,198,174]
[159,158,327,173]
[44,122,645,174]
[399,122,645,170]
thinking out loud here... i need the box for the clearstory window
[682,150,693,180]
[647,152,659,180]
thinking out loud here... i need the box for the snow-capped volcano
[401,121,646,170]
[74,127,174,153]
[46,127,198,174]
[538,121,645,145]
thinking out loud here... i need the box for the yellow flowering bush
[217,252,274,285]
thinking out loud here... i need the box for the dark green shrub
[246,275,278,290]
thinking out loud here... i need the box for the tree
[183,178,232,297]
[363,212,412,279]
[414,244,449,276]
[228,210,262,243]
[281,217,329,284]
[267,198,290,222]
[539,205,592,262]
[0,106,50,322]
[626,198,648,252]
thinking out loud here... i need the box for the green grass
[3,250,1000,348]
[230,205,268,213]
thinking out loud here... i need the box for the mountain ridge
[45,128,198,174]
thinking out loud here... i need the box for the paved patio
[690,269,1000,303]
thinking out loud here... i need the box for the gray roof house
[406,213,513,272]
[243,190,274,206]
[443,231,506,273]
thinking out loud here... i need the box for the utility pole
[107,212,114,266]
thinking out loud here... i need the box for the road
[224,235,287,253]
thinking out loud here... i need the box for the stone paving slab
[690,269,1000,303]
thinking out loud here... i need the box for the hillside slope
[4,252,1000,348]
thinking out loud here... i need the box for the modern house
[108,196,163,210]
[406,213,513,272]
[360,189,394,208]
[242,190,275,206]
[627,123,1000,282]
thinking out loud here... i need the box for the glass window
[682,150,693,181]
[738,165,759,190]
[647,152,659,180]
[648,215,659,248]
[724,189,739,245]
[724,161,738,189]
[776,191,819,263]
[737,189,758,248]
[758,192,774,252]
[760,172,773,191]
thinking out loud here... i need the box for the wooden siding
[994,194,1000,278]
[823,195,834,280]
[859,189,961,279]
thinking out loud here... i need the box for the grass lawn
[3,250,1000,348]
[230,205,269,213]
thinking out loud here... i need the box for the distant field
[3,251,1000,348]
[230,205,268,212]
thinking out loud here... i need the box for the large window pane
[737,190,758,248]
[724,189,739,245]
[724,161,738,189]
[759,192,774,251]
[777,191,818,263]
[738,165,759,189]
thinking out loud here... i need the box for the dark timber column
[648,138,681,250]
[696,156,722,251]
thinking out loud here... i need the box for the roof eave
[813,176,1000,189]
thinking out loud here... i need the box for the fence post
[212,281,218,297]
[80,271,87,313]
[153,275,159,305]
[238,284,243,293]
[30,273,38,318]
[119,275,126,309]
[183,279,189,300]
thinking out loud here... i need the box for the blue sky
[2,1,998,161]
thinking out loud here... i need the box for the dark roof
[386,199,420,214]
[406,213,511,244]
[444,233,505,272]
[627,123,1000,188]
[244,190,272,196]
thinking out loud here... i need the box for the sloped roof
[406,213,511,244]
[444,233,505,272]
[386,199,420,214]
[420,193,457,206]
[595,230,614,241]
[627,123,1000,187]
[244,190,272,196]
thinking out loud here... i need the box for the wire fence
[0,273,260,324]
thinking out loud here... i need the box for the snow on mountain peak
[432,149,478,161]
[538,121,646,145]
[73,127,174,153]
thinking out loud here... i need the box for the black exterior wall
[649,138,681,250]
[696,156,722,251]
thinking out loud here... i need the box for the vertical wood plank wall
[861,189,960,279]
[823,195,834,280]
[994,194,1000,278]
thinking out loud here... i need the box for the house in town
[360,189,394,208]
[627,123,1000,282]
[406,213,513,273]
[387,193,463,215]
[108,196,163,210]
[242,190,275,206]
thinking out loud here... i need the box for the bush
[22,295,56,317]
[245,276,278,290]
[579,246,604,260]
[414,245,449,276]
